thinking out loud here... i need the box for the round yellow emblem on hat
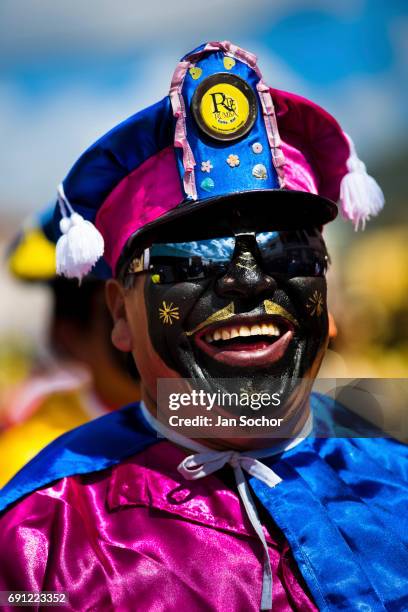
[191,73,257,142]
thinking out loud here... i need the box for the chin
[174,329,325,423]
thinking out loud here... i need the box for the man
[0,208,140,486]
[0,41,406,611]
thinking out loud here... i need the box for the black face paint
[143,228,329,414]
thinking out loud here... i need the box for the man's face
[118,227,330,417]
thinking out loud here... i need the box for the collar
[138,401,312,611]
[105,438,280,542]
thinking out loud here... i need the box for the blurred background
[0,0,407,413]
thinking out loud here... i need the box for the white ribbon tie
[140,403,312,611]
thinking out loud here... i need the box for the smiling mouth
[193,316,295,367]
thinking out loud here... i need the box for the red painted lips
[193,316,295,368]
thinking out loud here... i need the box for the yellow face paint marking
[186,300,299,337]
[264,300,299,327]
[306,291,324,317]
[159,301,180,325]
[185,302,235,336]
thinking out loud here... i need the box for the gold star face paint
[306,291,325,317]
[159,301,180,325]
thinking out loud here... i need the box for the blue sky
[0,0,406,217]
[262,1,406,83]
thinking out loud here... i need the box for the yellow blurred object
[0,343,33,425]
[8,228,56,280]
[0,387,101,488]
[345,228,408,309]
[333,226,408,377]
[0,363,109,487]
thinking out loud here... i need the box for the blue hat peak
[169,41,285,203]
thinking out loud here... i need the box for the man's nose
[215,239,277,300]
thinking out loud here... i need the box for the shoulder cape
[1,394,407,610]
[0,401,157,513]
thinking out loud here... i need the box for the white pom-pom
[59,217,71,234]
[56,215,104,279]
[339,134,385,230]
[56,184,104,280]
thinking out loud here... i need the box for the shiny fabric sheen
[95,145,183,273]
[0,442,316,612]
[0,396,407,610]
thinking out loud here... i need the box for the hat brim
[117,189,337,276]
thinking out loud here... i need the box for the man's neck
[141,386,312,452]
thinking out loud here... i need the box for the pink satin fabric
[280,140,319,196]
[95,145,183,271]
[272,87,349,202]
[0,441,317,611]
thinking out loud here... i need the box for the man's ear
[105,279,133,352]
[328,311,338,340]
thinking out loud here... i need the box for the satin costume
[0,393,407,611]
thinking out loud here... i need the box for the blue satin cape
[1,394,407,611]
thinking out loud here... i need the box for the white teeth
[230,327,239,339]
[239,326,251,336]
[213,329,221,341]
[268,324,279,336]
[204,321,282,343]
